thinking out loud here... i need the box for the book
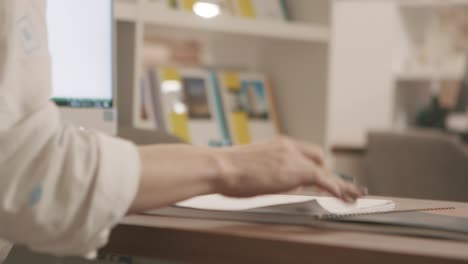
[232,0,289,20]
[252,0,288,21]
[151,66,228,146]
[143,36,203,67]
[232,0,256,18]
[168,0,178,9]
[176,0,235,16]
[279,0,290,21]
[172,0,289,20]
[177,0,196,11]
[148,195,468,241]
[133,71,159,130]
[174,0,289,20]
[146,0,173,9]
[325,210,468,241]
[175,194,396,216]
[215,71,282,145]
[147,194,398,228]
[215,0,236,16]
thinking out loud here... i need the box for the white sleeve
[0,0,141,257]
[0,103,141,257]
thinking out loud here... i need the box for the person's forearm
[129,144,220,213]
[128,137,364,214]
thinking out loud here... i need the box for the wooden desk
[102,197,468,264]
[331,144,367,156]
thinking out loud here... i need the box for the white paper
[177,194,315,211]
[176,194,395,215]
[315,197,395,215]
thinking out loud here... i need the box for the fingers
[295,141,326,166]
[328,170,366,203]
[302,166,343,199]
[264,137,365,202]
[275,136,325,166]
[301,165,364,202]
[335,178,363,203]
[291,138,328,167]
[316,177,364,203]
[313,175,344,199]
[289,138,364,202]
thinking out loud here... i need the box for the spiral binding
[318,207,456,220]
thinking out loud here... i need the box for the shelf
[395,71,464,81]
[399,0,468,8]
[114,1,329,43]
[114,1,138,21]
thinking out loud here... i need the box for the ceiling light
[193,2,221,19]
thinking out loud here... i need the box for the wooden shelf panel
[114,1,329,43]
[395,72,464,82]
[399,0,468,8]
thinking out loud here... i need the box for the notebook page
[316,197,395,215]
[176,194,395,215]
[176,194,316,211]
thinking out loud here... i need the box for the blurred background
[114,0,468,202]
[3,2,467,264]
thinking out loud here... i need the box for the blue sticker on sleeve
[29,184,43,207]
[16,15,40,54]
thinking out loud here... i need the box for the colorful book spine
[234,0,256,18]
[172,0,290,21]
[147,69,167,131]
[211,71,232,145]
[159,67,192,142]
[146,0,172,7]
[216,71,281,145]
[175,0,236,17]
[135,64,282,145]
[252,0,286,21]
[133,72,156,130]
[152,67,228,146]
[168,0,178,9]
[218,71,251,144]
[279,0,290,21]
[180,0,197,11]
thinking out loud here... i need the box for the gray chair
[365,130,468,202]
[0,240,12,264]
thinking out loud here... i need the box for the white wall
[326,0,401,147]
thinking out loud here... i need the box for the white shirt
[0,0,140,258]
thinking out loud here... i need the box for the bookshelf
[115,1,330,43]
[115,0,331,145]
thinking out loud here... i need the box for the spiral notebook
[146,194,468,241]
[174,194,396,216]
[147,194,398,226]
[325,210,468,241]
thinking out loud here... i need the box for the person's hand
[130,137,364,213]
[213,136,364,202]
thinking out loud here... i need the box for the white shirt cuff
[83,134,141,257]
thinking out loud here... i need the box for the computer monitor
[47,0,116,135]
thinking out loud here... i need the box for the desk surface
[103,196,468,264]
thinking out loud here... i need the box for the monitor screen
[47,0,113,108]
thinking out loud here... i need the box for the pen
[335,171,354,182]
